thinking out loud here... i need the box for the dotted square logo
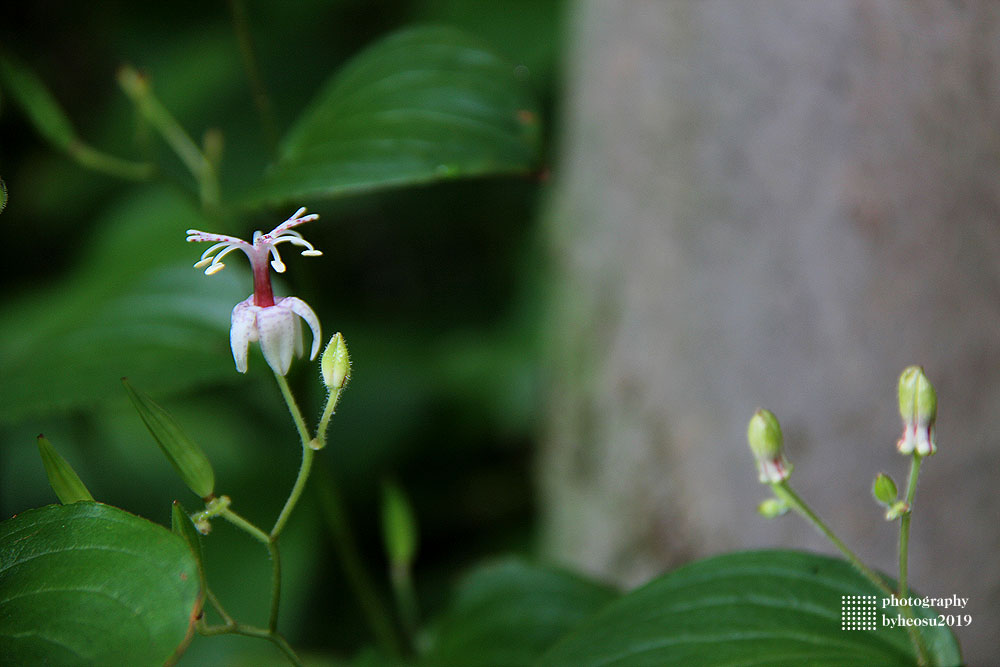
[841,595,877,630]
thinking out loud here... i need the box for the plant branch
[117,65,220,209]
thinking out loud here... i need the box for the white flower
[230,295,321,376]
[187,207,323,375]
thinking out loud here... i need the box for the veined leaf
[250,25,541,206]
[0,188,248,424]
[538,550,961,667]
[0,502,201,665]
[421,557,617,666]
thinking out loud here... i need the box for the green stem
[316,470,404,657]
[198,618,303,666]
[772,481,930,665]
[217,506,284,633]
[220,506,270,546]
[898,455,922,598]
[117,65,220,209]
[267,539,282,632]
[771,482,892,596]
[274,373,312,450]
[69,140,155,180]
[270,372,316,539]
[390,565,419,653]
[271,445,314,538]
[316,387,343,449]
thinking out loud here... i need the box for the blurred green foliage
[0,0,563,662]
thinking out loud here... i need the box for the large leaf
[0,502,201,665]
[538,550,961,667]
[421,557,617,666]
[250,25,541,206]
[0,188,248,423]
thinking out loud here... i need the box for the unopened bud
[896,366,937,456]
[872,472,898,506]
[757,497,789,518]
[747,409,792,483]
[321,332,351,390]
[885,501,910,521]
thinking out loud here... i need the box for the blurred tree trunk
[539,1,1000,661]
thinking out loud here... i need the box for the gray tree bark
[539,2,1000,661]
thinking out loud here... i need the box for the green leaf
[0,53,153,181]
[538,550,962,667]
[250,25,541,207]
[171,500,206,593]
[0,188,248,424]
[0,52,76,149]
[36,435,94,504]
[0,502,201,665]
[421,557,617,666]
[123,378,216,498]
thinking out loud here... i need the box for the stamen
[205,263,226,275]
[269,245,286,273]
[194,258,214,269]
[301,249,323,257]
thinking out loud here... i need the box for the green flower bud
[885,501,910,521]
[896,366,937,456]
[872,472,898,506]
[747,409,792,483]
[122,378,215,499]
[37,435,94,504]
[757,497,789,518]
[321,332,351,390]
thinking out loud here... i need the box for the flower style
[187,207,323,375]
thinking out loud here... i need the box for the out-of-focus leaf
[122,379,215,498]
[0,188,248,424]
[249,25,541,207]
[0,52,76,149]
[0,502,200,665]
[0,53,153,180]
[36,435,94,504]
[420,557,617,666]
[381,480,418,569]
[537,550,962,667]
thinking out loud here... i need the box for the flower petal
[282,297,322,360]
[256,305,297,376]
[230,297,257,374]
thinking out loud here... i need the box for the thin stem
[898,455,923,598]
[117,65,220,209]
[390,565,419,653]
[227,0,278,155]
[316,388,344,449]
[197,617,303,666]
[315,470,404,657]
[205,588,235,626]
[274,373,312,449]
[267,539,282,632]
[771,482,892,596]
[220,506,270,546]
[772,481,930,665]
[69,140,155,180]
[270,372,316,539]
